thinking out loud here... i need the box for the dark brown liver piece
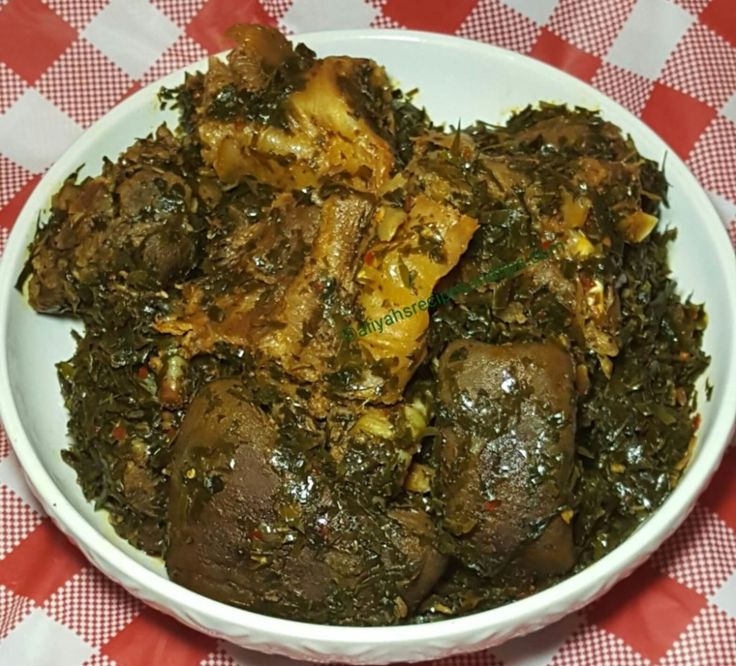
[436,340,576,579]
[167,378,447,623]
[166,378,334,614]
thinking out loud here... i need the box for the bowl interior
[1,29,735,657]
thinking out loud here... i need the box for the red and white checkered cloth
[0,1,735,664]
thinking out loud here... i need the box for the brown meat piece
[166,378,334,613]
[197,26,395,195]
[223,24,292,93]
[436,339,576,579]
[156,191,374,384]
[202,193,321,281]
[25,126,198,314]
[388,508,448,609]
[167,378,447,623]
[318,501,448,623]
[253,192,374,380]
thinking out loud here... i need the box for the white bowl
[1,30,735,664]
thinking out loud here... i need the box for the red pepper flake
[249,528,263,541]
[364,250,374,265]
[540,239,552,250]
[111,424,126,442]
[579,274,593,290]
[483,499,500,512]
[137,366,149,379]
[692,414,701,430]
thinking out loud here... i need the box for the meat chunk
[167,378,447,623]
[253,193,374,380]
[435,340,576,579]
[344,195,478,403]
[24,126,198,315]
[220,24,292,93]
[335,134,481,404]
[155,191,374,386]
[198,26,395,194]
[388,507,448,609]
[318,500,448,624]
[166,379,316,611]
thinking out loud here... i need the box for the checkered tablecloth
[1,1,735,664]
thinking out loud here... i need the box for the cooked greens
[20,25,707,625]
